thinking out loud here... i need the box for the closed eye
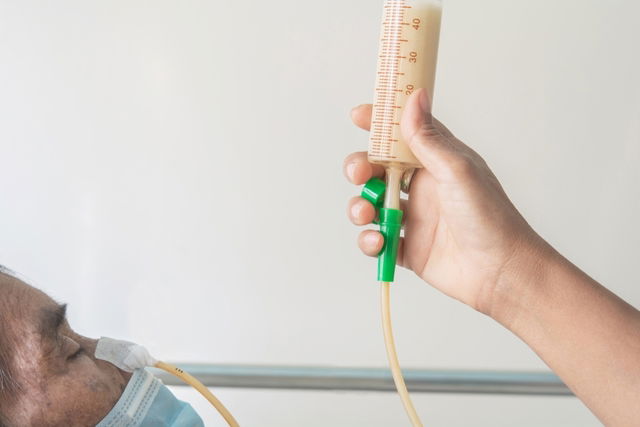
[69,347,85,360]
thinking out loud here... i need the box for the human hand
[344,89,546,314]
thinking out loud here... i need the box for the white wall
[1,0,638,425]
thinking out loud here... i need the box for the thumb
[400,89,461,181]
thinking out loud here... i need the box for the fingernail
[364,232,381,248]
[351,202,362,220]
[346,162,356,180]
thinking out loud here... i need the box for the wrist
[481,234,558,330]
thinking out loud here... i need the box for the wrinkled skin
[0,273,131,426]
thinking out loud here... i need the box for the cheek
[41,361,129,426]
[77,358,129,404]
[85,375,116,394]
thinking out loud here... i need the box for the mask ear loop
[154,361,240,427]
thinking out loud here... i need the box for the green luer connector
[361,178,386,209]
[378,208,403,282]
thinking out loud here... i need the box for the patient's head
[0,268,131,427]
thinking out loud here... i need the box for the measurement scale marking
[370,0,406,157]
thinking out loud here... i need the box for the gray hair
[0,265,22,425]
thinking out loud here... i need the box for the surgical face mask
[94,337,208,427]
[96,368,204,427]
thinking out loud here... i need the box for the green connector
[377,208,403,282]
[361,178,403,283]
[361,178,386,209]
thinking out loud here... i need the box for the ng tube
[382,282,423,427]
[155,361,240,427]
[379,166,423,426]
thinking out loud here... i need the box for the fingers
[401,89,471,182]
[347,196,377,226]
[351,104,373,131]
[352,99,452,138]
[343,152,386,185]
[357,232,406,268]
[358,231,384,256]
[345,103,385,184]
[347,197,409,226]
[347,100,409,272]
[351,95,463,184]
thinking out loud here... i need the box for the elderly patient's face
[1,274,131,426]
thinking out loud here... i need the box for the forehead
[0,274,57,324]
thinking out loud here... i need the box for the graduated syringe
[369,0,442,169]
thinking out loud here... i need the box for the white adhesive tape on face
[95,337,158,372]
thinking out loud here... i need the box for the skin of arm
[344,89,640,426]
[495,241,640,426]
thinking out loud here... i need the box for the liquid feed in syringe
[369,0,442,169]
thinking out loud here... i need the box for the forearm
[491,239,640,426]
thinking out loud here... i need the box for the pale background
[1,0,638,425]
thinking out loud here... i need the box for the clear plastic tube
[381,282,423,427]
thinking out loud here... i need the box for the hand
[345,90,640,426]
[344,89,545,314]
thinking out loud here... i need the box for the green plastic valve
[361,178,403,283]
[361,178,386,208]
[378,208,403,282]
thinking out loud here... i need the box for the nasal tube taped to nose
[95,337,240,427]
[95,337,158,372]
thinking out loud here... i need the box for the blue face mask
[96,369,205,427]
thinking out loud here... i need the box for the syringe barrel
[368,0,443,169]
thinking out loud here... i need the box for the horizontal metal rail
[153,364,572,396]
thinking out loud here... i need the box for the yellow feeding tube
[155,361,240,427]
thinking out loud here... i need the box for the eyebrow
[38,303,68,344]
